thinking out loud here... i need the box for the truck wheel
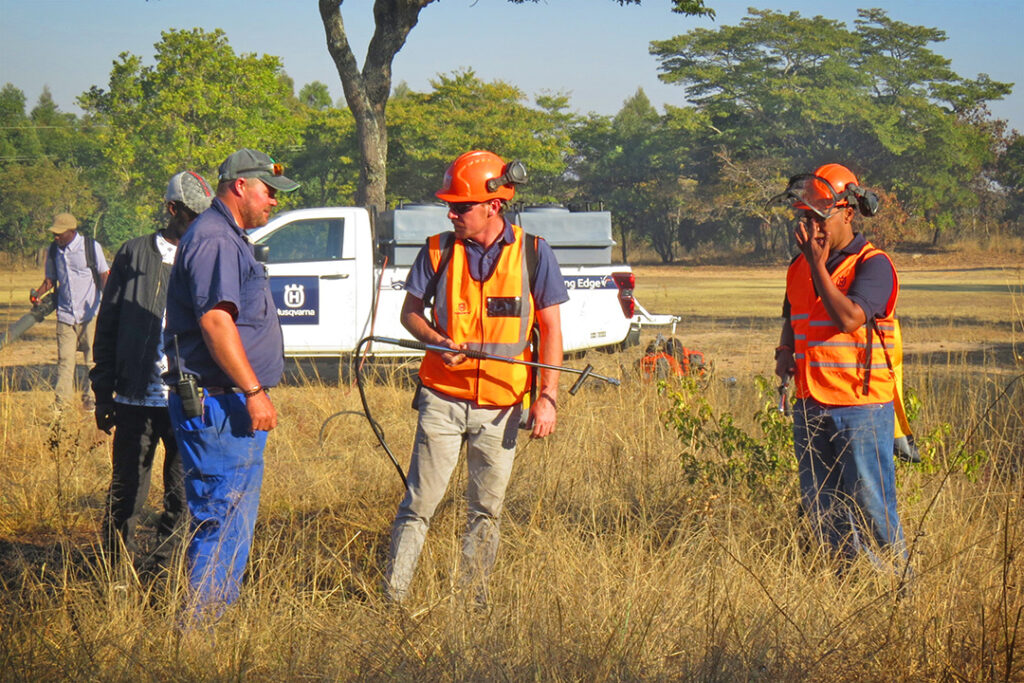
[618,326,641,351]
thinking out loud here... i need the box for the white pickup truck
[248,204,675,357]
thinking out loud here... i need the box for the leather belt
[167,385,257,396]
[206,386,270,396]
[203,386,240,396]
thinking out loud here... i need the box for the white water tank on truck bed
[377,203,616,267]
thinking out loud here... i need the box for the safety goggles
[221,162,286,181]
[768,174,848,219]
[237,162,285,177]
[447,201,480,215]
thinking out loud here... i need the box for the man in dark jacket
[90,171,213,571]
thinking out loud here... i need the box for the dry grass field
[0,253,1022,680]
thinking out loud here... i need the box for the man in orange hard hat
[771,164,908,573]
[384,150,569,606]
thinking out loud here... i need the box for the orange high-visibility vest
[786,242,899,405]
[419,224,535,407]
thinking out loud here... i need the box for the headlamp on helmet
[436,150,527,203]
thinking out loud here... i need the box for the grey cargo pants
[385,386,521,604]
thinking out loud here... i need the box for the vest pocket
[485,296,522,317]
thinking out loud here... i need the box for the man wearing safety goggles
[769,163,908,573]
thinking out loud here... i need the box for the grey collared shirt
[45,232,109,324]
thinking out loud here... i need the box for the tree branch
[319,0,367,114]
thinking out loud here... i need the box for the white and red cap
[166,171,213,214]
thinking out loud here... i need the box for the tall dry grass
[1,340,1022,680]
[2,259,1021,679]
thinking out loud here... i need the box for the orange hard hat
[770,162,879,218]
[812,163,860,207]
[436,150,516,202]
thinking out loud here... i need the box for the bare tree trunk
[319,0,434,212]
[352,102,387,211]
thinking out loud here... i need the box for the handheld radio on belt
[173,334,203,419]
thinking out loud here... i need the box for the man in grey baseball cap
[217,148,299,193]
[164,149,298,619]
[90,170,213,574]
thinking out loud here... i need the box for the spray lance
[350,335,620,488]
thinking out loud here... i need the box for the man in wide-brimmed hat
[34,212,109,409]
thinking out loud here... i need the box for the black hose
[354,335,409,489]
[346,334,621,489]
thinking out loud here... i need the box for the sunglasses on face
[447,201,480,215]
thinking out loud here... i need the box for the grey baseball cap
[166,171,214,214]
[48,213,77,234]
[217,148,299,192]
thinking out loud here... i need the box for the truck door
[258,215,357,355]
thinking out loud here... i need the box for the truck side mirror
[253,244,270,263]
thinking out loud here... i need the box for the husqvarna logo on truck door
[284,283,305,308]
[270,276,319,324]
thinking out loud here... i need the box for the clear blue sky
[1,0,1021,132]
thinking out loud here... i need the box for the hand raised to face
[795,214,830,266]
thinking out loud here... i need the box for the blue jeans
[168,392,266,618]
[794,398,906,567]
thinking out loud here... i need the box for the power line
[0,125,108,129]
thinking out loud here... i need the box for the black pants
[102,403,185,567]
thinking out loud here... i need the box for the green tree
[386,70,571,205]
[650,8,1013,248]
[0,84,42,164]
[299,81,333,110]
[290,103,360,206]
[30,87,80,165]
[0,160,97,258]
[996,132,1024,234]
[318,0,714,212]
[79,28,303,236]
[0,87,100,259]
[571,90,699,263]
[853,9,1011,243]
[651,9,868,163]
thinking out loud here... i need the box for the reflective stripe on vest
[786,242,900,405]
[419,225,535,406]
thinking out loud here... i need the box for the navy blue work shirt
[405,217,570,310]
[164,198,284,388]
[782,232,896,320]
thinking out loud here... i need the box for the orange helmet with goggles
[769,162,879,218]
[436,150,527,203]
